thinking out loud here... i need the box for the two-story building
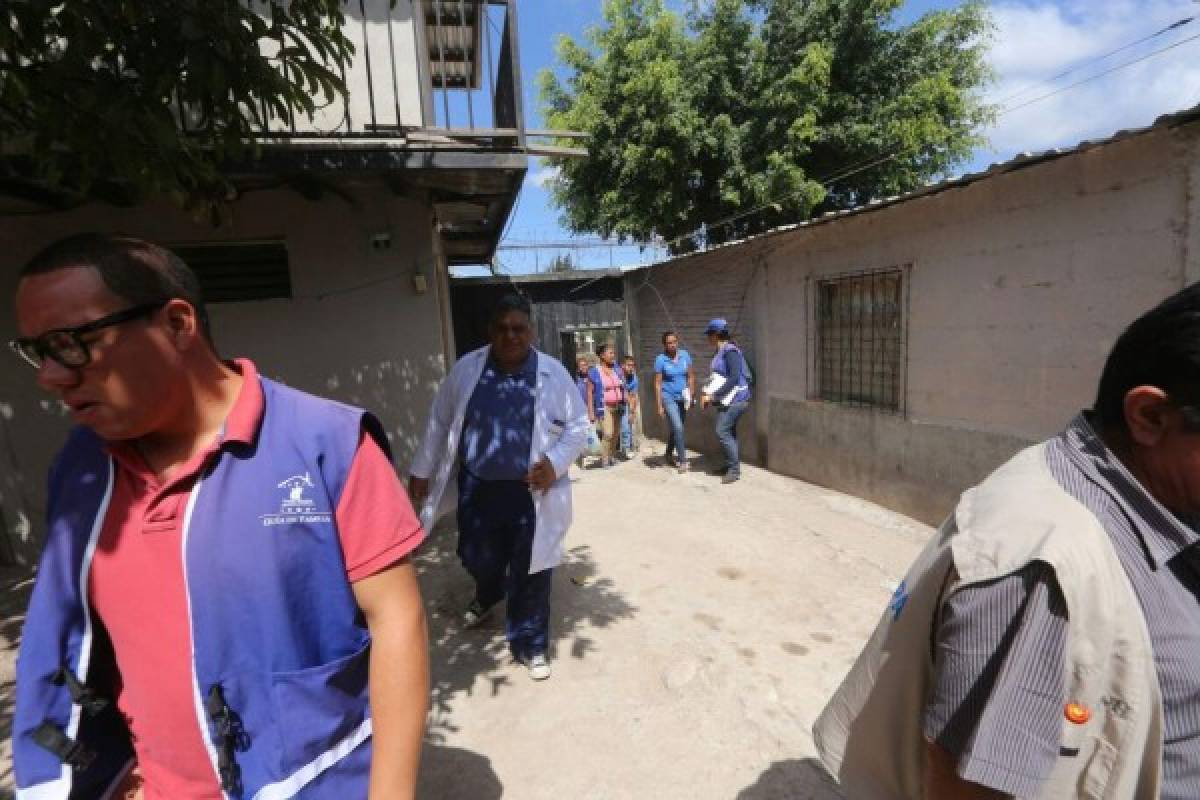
[0,1,535,564]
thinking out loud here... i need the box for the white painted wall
[627,123,1200,522]
[763,130,1192,439]
[254,0,425,134]
[0,183,448,564]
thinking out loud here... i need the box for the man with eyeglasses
[10,234,429,800]
[815,282,1200,799]
[409,293,589,681]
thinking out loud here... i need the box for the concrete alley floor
[415,448,933,799]
[0,447,934,799]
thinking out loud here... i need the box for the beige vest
[813,444,1163,799]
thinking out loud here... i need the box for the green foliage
[540,0,994,252]
[0,0,354,210]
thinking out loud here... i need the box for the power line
[994,15,1195,108]
[1001,29,1200,115]
[624,16,1200,350]
[533,15,1200,280]
[653,22,1200,257]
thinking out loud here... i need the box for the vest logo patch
[261,472,333,526]
[1101,695,1132,720]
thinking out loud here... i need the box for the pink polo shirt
[87,360,424,799]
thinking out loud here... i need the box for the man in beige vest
[815,283,1200,799]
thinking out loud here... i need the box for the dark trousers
[457,471,553,658]
[715,400,750,477]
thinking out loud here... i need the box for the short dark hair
[595,343,614,357]
[1095,282,1200,432]
[21,233,212,343]
[622,355,635,363]
[661,330,677,345]
[490,292,532,323]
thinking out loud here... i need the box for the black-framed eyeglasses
[9,302,167,370]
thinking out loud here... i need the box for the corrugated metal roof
[626,103,1200,269]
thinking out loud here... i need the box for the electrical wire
[993,15,1195,108]
[1000,29,1200,115]
[626,19,1200,347]
[647,21,1200,259]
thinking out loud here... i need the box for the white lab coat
[410,345,591,573]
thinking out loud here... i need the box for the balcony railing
[178,0,526,149]
[409,0,527,148]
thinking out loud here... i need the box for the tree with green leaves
[0,1,353,211]
[540,0,993,252]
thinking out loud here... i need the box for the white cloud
[979,0,1200,163]
[529,164,562,189]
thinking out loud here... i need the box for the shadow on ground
[413,513,638,794]
[417,742,503,799]
[639,453,715,471]
[0,514,640,798]
[0,566,35,796]
[736,758,844,800]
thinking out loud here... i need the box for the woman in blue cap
[700,318,751,484]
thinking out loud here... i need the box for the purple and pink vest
[14,377,387,799]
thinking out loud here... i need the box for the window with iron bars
[814,267,907,412]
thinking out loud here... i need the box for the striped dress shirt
[923,413,1200,799]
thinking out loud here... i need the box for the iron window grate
[815,267,906,412]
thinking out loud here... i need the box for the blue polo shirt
[654,350,691,399]
[460,352,536,481]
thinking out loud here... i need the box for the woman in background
[700,319,751,484]
[654,331,695,474]
[588,344,625,468]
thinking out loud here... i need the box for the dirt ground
[0,446,933,799]
[415,447,932,799]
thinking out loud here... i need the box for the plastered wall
[628,125,1200,523]
[0,183,448,564]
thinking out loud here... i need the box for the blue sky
[477,0,1200,275]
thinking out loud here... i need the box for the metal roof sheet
[625,103,1200,269]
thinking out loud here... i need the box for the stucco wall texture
[626,123,1200,525]
[0,184,449,565]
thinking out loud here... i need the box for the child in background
[576,355,594,468]
[620,355,640,458]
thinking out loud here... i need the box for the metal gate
[450,271,628,369]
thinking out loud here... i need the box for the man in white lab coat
[409,294,590,680]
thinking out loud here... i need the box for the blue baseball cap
[704,318,729,335]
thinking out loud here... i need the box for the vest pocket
[1080,738,1117,799]
[271,638,372,776]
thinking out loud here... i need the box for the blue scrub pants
[457,470,553,659]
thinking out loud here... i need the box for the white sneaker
[524,653,551,681]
